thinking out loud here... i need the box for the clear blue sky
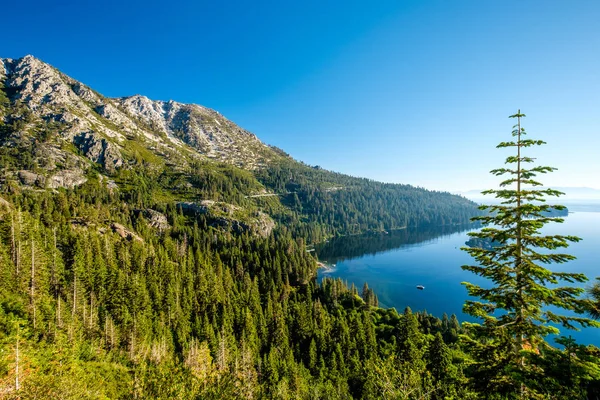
[2,0,599,192]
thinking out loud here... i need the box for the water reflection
[315,224,475,263]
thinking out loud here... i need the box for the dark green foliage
[528,336,600,398]
[396,307,424,367]
[361,282,378,307]
[587,278,600,320]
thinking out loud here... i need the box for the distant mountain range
[461,187,600,201]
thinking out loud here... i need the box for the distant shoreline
[464,198,600,213]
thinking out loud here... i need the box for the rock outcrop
[177,201,275,238]
[48,169,87,189]
[18,170,45,186]
[0,54,282,235]
[0,55,278,177]
[15,169,87,189]
[115,95,272,168]
[138,209,171,232]
[73,132,123,172]
[110,223,143,242]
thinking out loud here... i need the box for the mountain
[0,55,479,241]
[0,55,276,176]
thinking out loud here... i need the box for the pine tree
[396,307,424,367]
[461,110,600,397]
[428,332,451,382]
[428,332,461,399]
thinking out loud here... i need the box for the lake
[316,210,600,347]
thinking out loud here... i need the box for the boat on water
[416,285,425,290]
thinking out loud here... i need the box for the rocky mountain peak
[114,94,265,166]
[0,55,278,188]
[4,55,90,112]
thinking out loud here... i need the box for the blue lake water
[317,211,600,347]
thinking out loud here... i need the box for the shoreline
[316,261,336,271]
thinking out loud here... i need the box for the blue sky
[2,0,599,192]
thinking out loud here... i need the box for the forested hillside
[1,177,598,399]
[257,158,477,242]
[0,182,476,398]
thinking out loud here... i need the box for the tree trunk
[516,112,525,398]
[15,323,20,391]
[73,273,77,319]
[57,295,62,328]
[10,213,16,266]
[31,239,36,329]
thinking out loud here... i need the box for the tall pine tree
[461,110,599,398]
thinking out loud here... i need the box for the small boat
[416,285,425,290]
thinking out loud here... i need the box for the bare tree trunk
[31,239,36,329]
[89,292,94,330]
[17,210,22,277]
[69,274,75,341]
[57,296,62,328]
[15,322,20,391]
[10,213,16,266]
[73,273,77,320]
[53,228,60,329]
[52,228,57,293]
[17,241,21,278]
[130,316,136,360]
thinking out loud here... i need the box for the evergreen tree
[396,307,424,368]
[428,332,451,382]
[428,332,465,399]
[461,110,600,398]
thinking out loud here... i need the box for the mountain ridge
[0,55,277,175]
[0,54,480,241]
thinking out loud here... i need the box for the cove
[316,212,600,347]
